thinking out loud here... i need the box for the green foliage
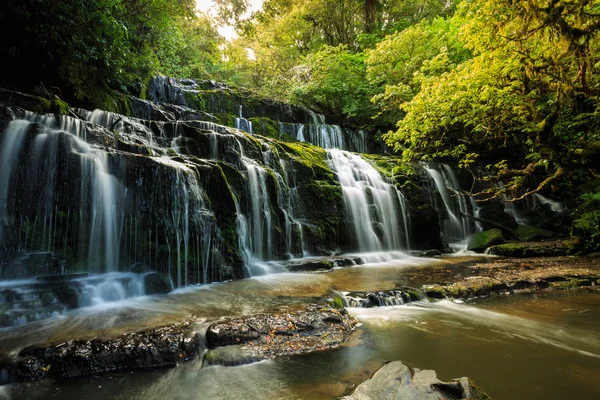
[467,229,505,252]
[0,0,222,106]
[289,46,377,123]
[574,190,600,251]
[329,295,344,309]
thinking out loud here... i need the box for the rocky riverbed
[422,255,600,300]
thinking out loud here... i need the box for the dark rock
[206,304,358,361]
[36,273,88,282]
[144,272,173,295]
[38,291,55,306]
[515,225,554,242]
[49,283,80,309]
[478,201,519,230]
[342,361,490,400]
[487,238,580,257]
[287,260,334,272]
[467,229,505,252]
[130,263,149,273]
[0,322,199,384]
[343,289,423,307]
[420,249,442,257]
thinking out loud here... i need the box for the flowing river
[2,255,599,399]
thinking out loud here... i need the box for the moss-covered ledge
[423,255,600,301]
[0,88,70,115]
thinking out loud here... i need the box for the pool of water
[2,255,599,399]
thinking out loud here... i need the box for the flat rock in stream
[0,321,199,384]
[206,304,358,361]
[342,361,490,400]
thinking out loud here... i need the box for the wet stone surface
[423,256,600,300]
[0,321,199,384]
[206,304,358,362]
[342,361,491,400]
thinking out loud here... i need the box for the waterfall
[327,149,408,252]
[235,105,253,134]
[79,141,124,273]
[281,111,367,153]
[533,193,567,213]
[496,181,530,225]
[0,121,31,244]
[424,164,478,245]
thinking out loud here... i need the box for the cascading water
[533,193,567,213]
[0,109,225,290]
[327,149,409,252]
[424,164,478,245]
[0,121,31,245]
[235,105,253,134]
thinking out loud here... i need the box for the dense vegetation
[1,0,599,249]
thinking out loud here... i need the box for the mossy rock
[487,239,580,257]
[249,117,280,139]
[467,229,505,252]
[0,88,70,115]
[516,225,554,242]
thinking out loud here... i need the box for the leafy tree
[0,0,220,108]
[289,45,378,124]
[384,0,600,200]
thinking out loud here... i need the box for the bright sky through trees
[196,0,264,40]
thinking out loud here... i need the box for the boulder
[0,322,199,384]
[206,304,358,361]
[478,201,519,230]
[144,272,173,295]
[467,229,505,252]
[515,225,554,242]
[342,361,490,400]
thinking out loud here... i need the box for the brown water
[2,255,600,399]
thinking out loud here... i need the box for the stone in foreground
[467,229,505,252]
[0,322,199,384]
[342,361,490,400]
[206,304,358,361]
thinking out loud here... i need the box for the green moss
[0,89,71,116]
[329,296,344,309]
[276,141,330,173]
[467,229,505,252]
[167,148,178,157]
[404,289,421,302]
[51,99,70,115]
[203,164,243,273]
[249,117,280,139]
[516,225,554,242]
[488,239,580,257]
[361,154,416,184]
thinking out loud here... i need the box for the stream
[2,254,599,399]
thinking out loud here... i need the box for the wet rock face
[0,322,199,384]
[467,229,505,252]
[206,305,358,361]
[342,361,491,400]
[342,289,423,308]
[144,272,173,295]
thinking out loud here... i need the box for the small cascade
[424,164,478,244]
[533,193,567,213]
[497,181,530,225]
[79,140,124,273]
[0,121,31,244]
[279,111,368,153]
[0,272,152,328]
[327,149,408,252]
[0,108,226,286]
[341,288,424,308]
[235,105,253,134]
